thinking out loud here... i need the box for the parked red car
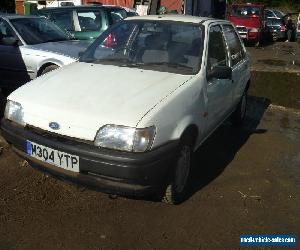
[228,3,268,46]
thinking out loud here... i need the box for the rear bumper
[1,119,178,196]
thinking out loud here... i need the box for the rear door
[222,24,249,107]
[205,24,232,132]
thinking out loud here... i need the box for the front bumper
[1,119,178,196]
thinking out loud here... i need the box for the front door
[205,24,232,133]
[222,24,249,107]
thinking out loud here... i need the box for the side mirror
[207,65,232,80]
[1,37,19,46]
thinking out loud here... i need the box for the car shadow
[185,96,270,201]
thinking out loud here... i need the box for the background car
[266,17,287,41]
[35,5,132,40]
[296,13,300,42]
[0,14,90,93]
[264,9,285,19]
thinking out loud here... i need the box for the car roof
[37,5,106,11]
[0,14,43,19]
[126,15,229,25]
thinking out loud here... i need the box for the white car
[2,15,251,204]
[0,14,90,92]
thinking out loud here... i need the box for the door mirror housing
[1,37,19,46]
[207,65,232,80]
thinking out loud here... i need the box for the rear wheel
[231,90,247,126]
[162,138,192,205]
[39,65,59,76]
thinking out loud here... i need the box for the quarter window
[207,25,227,71]
[222,25,244,66]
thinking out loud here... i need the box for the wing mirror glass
[207,65,232,80]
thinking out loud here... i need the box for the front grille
[25,125,93,146]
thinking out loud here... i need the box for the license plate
[26,141,79,172]
[240,34,247,39]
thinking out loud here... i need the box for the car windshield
[9,17,71,45]
[80,20,204,75]
[231,6,261,17]
[273,10,284,18]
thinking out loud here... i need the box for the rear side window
[222,25,244,66]
[207,25,227,71]
[47,10,74,32]
[76,10,103,32]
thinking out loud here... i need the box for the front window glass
[77,10,103,32]
[47,10,74,31]
[207,25,227,71]
[80,20,204,75]
[0,19,16,39]
[10,17,70,45]
[231,6,261,17]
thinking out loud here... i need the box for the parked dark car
[264,9,285,19]
[266,18,287,41]
[35,5,135,40]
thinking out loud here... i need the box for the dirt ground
[248,42,300,73]
[0,43,300,250]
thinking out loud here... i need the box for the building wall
[15,0,24,14]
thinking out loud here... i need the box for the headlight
[248,28,259,33]
[4,100,26,126]
[94,125,156,152]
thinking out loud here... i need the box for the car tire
[162,137,193,205]
[231,90,247,126]
[39,65,59,76]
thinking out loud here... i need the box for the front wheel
[231,91,247,126]
[39,65,59,76]
[162,140,192,205]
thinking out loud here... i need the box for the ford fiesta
[1,15,251,204]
